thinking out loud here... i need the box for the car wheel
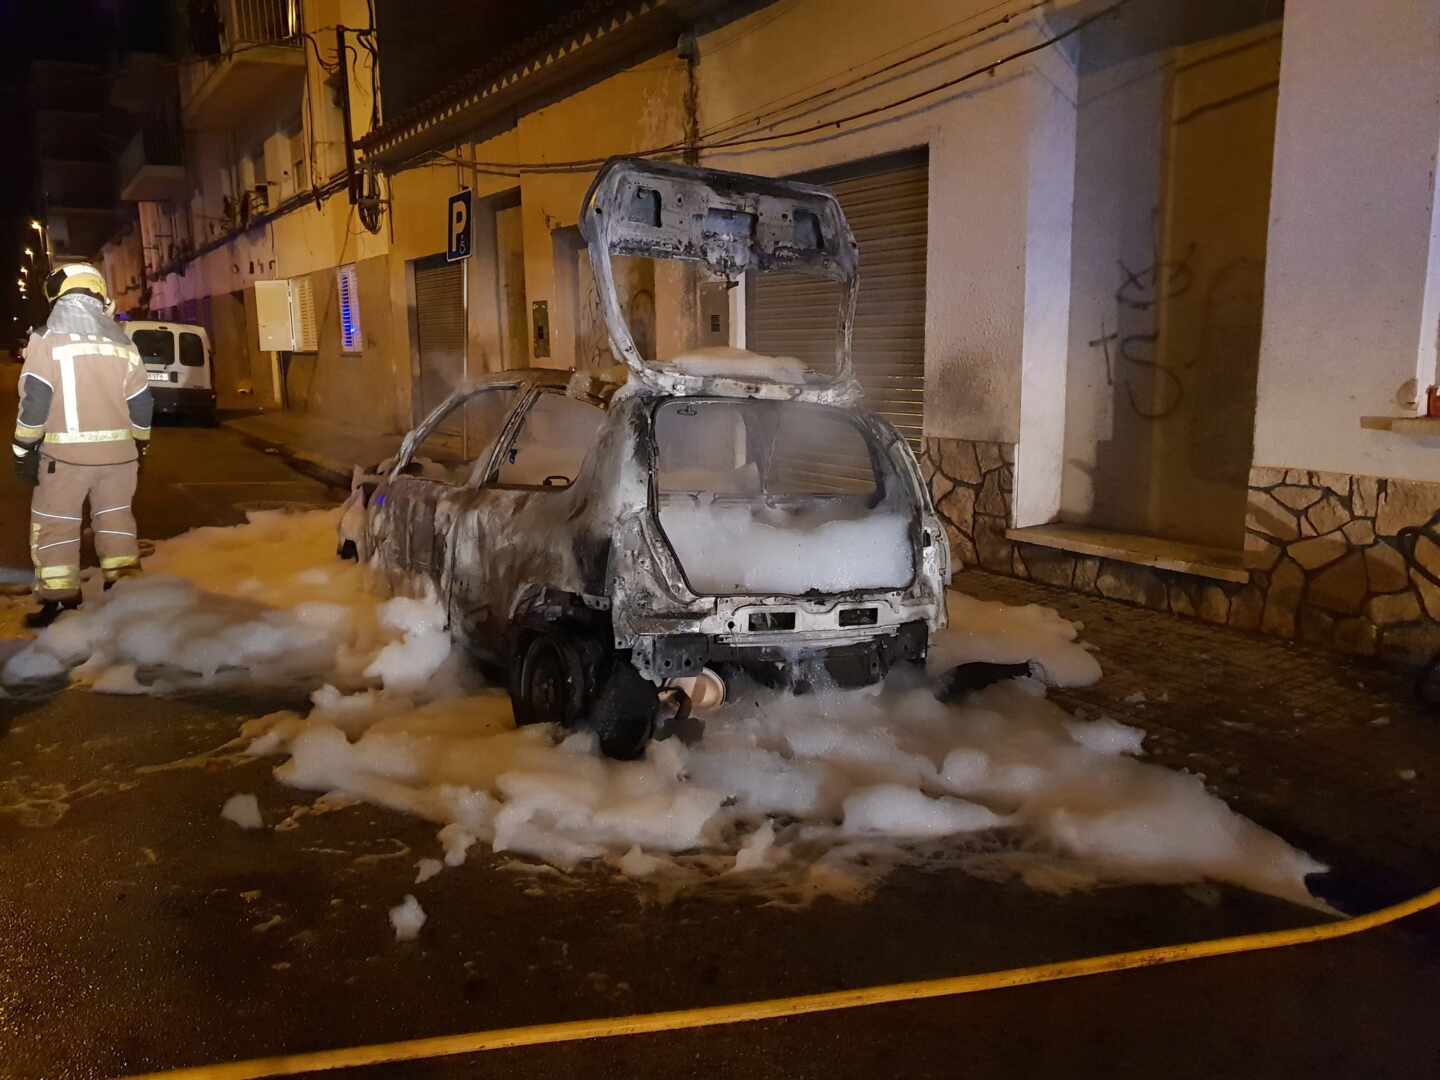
[511,632,589,728]
[588,659,659,760]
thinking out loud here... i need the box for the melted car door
[369,387,520,595]
[445,390,610,662]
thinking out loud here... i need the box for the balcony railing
[182,0,306,128]
[223,0,301,48]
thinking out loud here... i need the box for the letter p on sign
[447,189,472,262]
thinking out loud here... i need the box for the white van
[124,320,217,425]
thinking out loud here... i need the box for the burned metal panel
[579,157,862,403]
[435,393,648,661]
[356,368,948,687]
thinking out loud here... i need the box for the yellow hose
[124,884,1440,1080]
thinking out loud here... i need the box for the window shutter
[337,264,361,352]
[289,276,318,352]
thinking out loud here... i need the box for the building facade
[91,0,1440,664]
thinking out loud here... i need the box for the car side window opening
[494,391,606,488]
[132,329,175,366]
[402,388,519,485]
[179,332,205,368]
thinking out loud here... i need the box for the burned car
[339,158,951,757]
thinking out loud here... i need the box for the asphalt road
[1,387,1438,1079]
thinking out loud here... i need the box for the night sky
[0,0,166,343]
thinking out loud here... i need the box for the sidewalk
[223,410,403,487]
[960,568,1440,907]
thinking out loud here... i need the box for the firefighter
[11,263,152,629]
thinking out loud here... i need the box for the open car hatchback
[338,158,951,757]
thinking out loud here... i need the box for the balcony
[119,124,188,202]
[182,0,305,130]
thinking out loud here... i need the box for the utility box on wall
[254,278,319,353]
[255,280,294,351]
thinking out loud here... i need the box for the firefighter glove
[11,439,39,488]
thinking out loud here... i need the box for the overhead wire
[392,0,1129,179]
[697,0,1051,144]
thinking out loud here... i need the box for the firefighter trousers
[29,457,141,601]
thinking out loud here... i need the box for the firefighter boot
[24,597,81,630]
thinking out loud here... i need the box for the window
[179,332,206,368]
[495,391,605,488]
[132,329,174,366]
[400,388,519,486]
[289,277,318,352]
[337,264,361,352]
[249,143,268,185]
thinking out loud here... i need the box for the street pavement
[1,387,1438,1079]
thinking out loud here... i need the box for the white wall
[1254,0,1440,479]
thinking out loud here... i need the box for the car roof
[124,320,207,334]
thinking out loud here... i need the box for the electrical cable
[120,882,1440,1080]
[388,0,1129,179]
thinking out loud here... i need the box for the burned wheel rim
[516,634,587,728]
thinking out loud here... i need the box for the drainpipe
[337,27,359,204]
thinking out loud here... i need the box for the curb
[222,421,354,489]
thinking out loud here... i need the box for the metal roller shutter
[748,156,929,447]
[414,259,466,426]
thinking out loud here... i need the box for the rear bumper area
[152,386,216,417]
[633,620,929,686]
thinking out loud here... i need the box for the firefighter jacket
[14,295,154,466]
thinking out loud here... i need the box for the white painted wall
[1254,0,1440,478]
[1014,48,1078,527]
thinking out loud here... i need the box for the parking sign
[447,189,472,262]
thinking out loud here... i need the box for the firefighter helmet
[43,262,110,306]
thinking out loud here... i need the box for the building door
[413,255,466,427]
[748,150,929,447]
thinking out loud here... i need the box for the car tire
[588,659,659,760]
[510,631,590,729]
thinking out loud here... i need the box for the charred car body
[339,159,951,756]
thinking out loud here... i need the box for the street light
[29,220,42,232]
[23,247,33,259]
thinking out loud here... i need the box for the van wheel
[510,632,589,729]
[588,659,658,760]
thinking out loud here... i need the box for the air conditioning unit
[255,277,318,352]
